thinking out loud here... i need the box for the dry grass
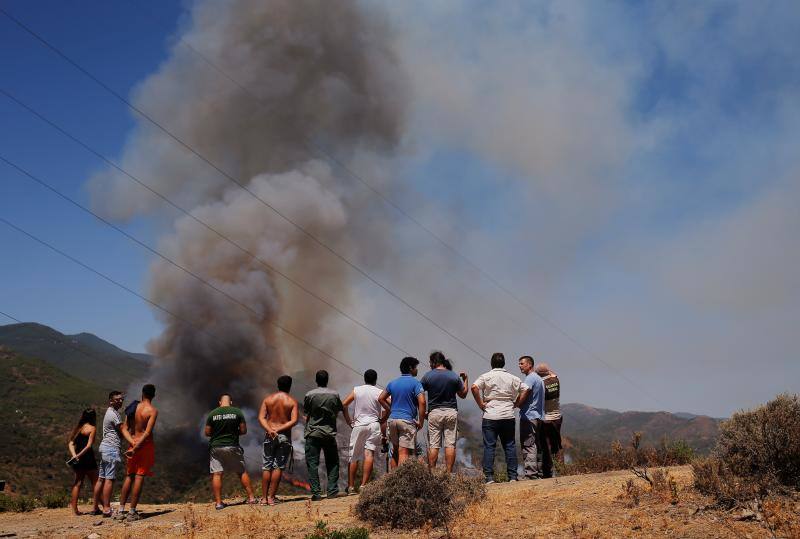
[354,459,485,530]
[692,393,800,513]
[0,466,796,538]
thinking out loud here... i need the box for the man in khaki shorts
[421,351,468,472]
[379,357,426,469]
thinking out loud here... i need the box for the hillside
[0,466,791,538]
[0,347,108,496]
[562,403,721,455]
[0,323,150,389]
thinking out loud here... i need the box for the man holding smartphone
[421,351,468,473]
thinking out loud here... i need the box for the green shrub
[0,494,37,513]
[355,459,485,530]
[40,491,69,509]
[304,520,369,539]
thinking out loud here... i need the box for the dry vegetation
[2,466,797,538]
[556,431,694,476]
[2,394,798,538]
[354,459,485,531]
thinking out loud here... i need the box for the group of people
[66,385,157,520]
[67,351,561,515]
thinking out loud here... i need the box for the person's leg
[102,478,115,513]
[88,470,100,511]
[499,419,518,480]
[93,477,104,512]
[540,421,553,478]
[519,419,539,479]
[305,437,322,497]
[128,474,145,510]
[387,421,400,469]
[444,447,457,473]
[348,460,359,490]
[442,409,458,473]
[322,438,340,496]
[361,449,375,487]
[211,473,223,505]
[481,419,498,481]
[397,446,412,466]
[118,474,133,512]
[427,409,441,469]
[428,447,440,468]
[240,472,255,501]
[267,469,282,501]
[70,471,84,515]
[261,470,274,504]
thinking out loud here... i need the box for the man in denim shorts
[259,375,299,505]
[95,391,124,517]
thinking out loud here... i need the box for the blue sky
[2,1,798,417]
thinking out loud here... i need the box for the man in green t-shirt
[304,370,352,500]
[204,393,257,509]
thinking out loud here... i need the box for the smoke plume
[88,0,406,424]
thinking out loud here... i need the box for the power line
[0,215,367,383]
[0,88,410,359]
[120,1,666,407]
[1,5,666,407]
[0,6,489,364]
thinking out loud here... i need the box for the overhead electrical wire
[0,5,666,407]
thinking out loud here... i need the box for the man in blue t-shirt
[421,351,468,472]
[379,356,426,469]
[517,355,546,479]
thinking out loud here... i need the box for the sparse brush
[558,432,694,476]
[619,478,642,507]
[304,520,369,539]
[715,393,800,489]
[693,393,800,507]
[40,491,69,509]
[354,459,486,531]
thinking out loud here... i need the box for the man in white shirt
[341,369,387,494]
[471,353,528,483]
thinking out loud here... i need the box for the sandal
[214,503,226,511]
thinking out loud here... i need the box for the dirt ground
[0,466,790,538]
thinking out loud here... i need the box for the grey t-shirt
[99,406,123,450]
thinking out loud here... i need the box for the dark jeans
[540,417,563,478]
[305,436,340,496]
[482,418,517,480]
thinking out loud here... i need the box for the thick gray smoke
[88,0,406,424]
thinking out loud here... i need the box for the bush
[304,520,369,539]
[40,491,69,509]
[556,433,694,476]
[0,494,37,513]
[693,393,800,506]
[355,459,485,530]
[714,393,800,489]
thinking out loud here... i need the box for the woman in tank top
[67,408,100,515]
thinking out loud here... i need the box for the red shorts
[127,438,155,476]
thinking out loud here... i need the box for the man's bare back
[131,400,158,446]
[259,392,298,437]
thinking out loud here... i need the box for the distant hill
[0,346,107,495]
[0,323,151,389]
[562,402,722,455]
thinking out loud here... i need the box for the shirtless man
[258,375,299,506]
[116,384,158,521]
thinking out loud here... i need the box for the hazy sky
[1,1,798,417]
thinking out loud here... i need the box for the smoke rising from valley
[88,0,406,425]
